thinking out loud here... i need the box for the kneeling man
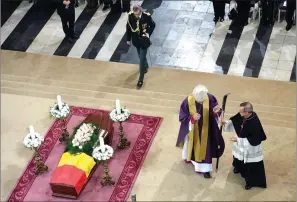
[176,84,225,178]
[223,102,267,190]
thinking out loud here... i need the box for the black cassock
[229,112,267,188]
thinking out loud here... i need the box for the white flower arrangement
[50,103,70,119]
[92,145,114,161]
[72,123,96,150]
[109,108,130,122]
[23,132,44,149]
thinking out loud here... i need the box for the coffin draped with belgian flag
[50,152,96,198]
[50,114,114,199]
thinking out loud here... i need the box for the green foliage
[65,123,100,157]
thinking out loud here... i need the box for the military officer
[56,0,79,42]
[126,5,155,89]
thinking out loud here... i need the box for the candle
[103,132,108,139]
[29,125,35,135]
[99,137,105,146]
[57,95,63,110]
[115,99,121,114]
[99,129,105,138]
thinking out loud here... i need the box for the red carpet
[7,106,162,202]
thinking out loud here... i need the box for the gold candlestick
[59,118,69,143]
[101,160,115,186]
[34,147,48,175]
[117,122,130,150]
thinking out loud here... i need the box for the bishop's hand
[213,105,221,113]
[193,113,201,121]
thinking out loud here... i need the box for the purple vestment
[176,93,225,164]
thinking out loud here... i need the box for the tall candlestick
[99,137,105,146]
[57,95,63,110]
[29,125,35,135]
[99,130,105,138]
[103,132,108,139]
[115,99,121,114]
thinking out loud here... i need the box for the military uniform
[56,0,78,39]
[126,11,155,88]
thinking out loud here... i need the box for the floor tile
[284,36,296,45]
[269,34,285,44]
[200,21,215,29]
[266,43,283,52]
[167,1,183,10]
[180,1,197,11]
[258,67,277,80]
[281,44,296,53]
[264,51,281,60]
[162,39,180,50]
[194,4,209,13]
[279,50,296,62]
[262,59,279,69]
[274,69,292,81]
[227,64,246,76]
[277,60,294,71]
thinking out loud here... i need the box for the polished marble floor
[1,0,296,81]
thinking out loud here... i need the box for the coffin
[50,114,114,199]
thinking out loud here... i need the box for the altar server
[223,102,267,190]
[176,84,225,178]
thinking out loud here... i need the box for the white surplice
[224,120,264,164]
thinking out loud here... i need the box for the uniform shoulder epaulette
[143,12,151,16]
[128,11,133,15]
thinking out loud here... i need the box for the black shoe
[286,24,293,31]
[245,184,252,190]
[71,34,80,39]
[137,81,143,89]
[103,4,111,11]
[213,17,219,23]
[203,172,211,178]
[144,68,148,74]
[233,167,239,174]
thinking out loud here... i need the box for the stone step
[2,80,295,122]
[1,74,295,116]
[2,87,295,129]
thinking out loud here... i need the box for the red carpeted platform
[7,106,162,202]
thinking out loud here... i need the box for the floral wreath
[50,103,71,119]
[109,108,130,122]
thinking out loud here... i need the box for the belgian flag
[50,152,96,195]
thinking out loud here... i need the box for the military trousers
[136,46,148,82]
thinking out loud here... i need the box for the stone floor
[1,50,296,201]
[1,0,296,81]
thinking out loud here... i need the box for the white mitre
[192,84,208,103]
